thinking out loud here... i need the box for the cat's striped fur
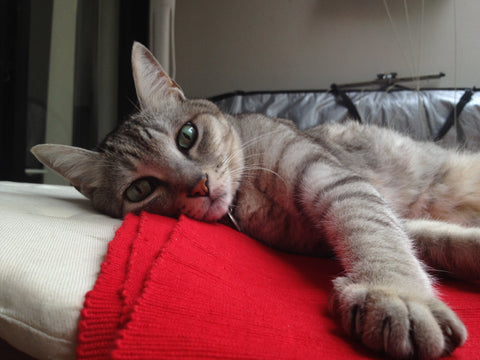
[32,42,480,359]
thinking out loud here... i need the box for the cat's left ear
[31,144,103,199]
[131,41,185,110]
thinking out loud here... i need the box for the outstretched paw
[328,277,467,359]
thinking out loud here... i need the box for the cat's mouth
[183,175,237,223]
[183,187,232,223]
[201,193,231,222]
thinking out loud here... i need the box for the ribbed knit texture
[76,212,480,359]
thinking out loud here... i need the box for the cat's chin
[202,203,229,222]
[201,196,231,223]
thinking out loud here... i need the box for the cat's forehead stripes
[141,127,153,140]
[126,113,171,135]
[103,116,171,149]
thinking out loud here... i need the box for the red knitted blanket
[76,212,480,359]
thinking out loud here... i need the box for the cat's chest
[232,179,330,256]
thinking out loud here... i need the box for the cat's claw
[328,277,467,359]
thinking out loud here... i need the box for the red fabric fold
[77,212,480,359]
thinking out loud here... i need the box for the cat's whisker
[239,128,286,150]
[230,164,287,187]
[221,128,286,169]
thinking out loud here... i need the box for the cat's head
[31,42,244,221]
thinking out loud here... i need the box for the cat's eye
[177,122,198,151]
[125,178,156,202]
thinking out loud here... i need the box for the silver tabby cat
[32,42,480,359]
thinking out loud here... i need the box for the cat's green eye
[177,123,198,151]
[125,178,154,202]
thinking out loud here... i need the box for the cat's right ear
[131,41,185,110]
[31,144,103,199]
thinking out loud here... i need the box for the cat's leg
[404,218,480,281]
[299,167,467,359]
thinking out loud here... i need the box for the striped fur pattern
[32,43,480,359]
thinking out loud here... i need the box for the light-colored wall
[174,0,480,98]
[44,0,78,184]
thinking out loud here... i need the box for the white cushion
[0,182,121,359]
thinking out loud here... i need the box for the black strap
[330,84,362,123]
[434,88,475,145]
[333,72,445,90]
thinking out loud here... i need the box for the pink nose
[189,175,209,197]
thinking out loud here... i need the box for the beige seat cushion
[0,182,121,360]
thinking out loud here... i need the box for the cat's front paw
[328,277,467,359]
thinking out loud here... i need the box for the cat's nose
[189,174,209,197]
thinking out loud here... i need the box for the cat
[31,42,480,359]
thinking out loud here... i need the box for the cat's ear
[31,144,103,199]
[131,41,185,110]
